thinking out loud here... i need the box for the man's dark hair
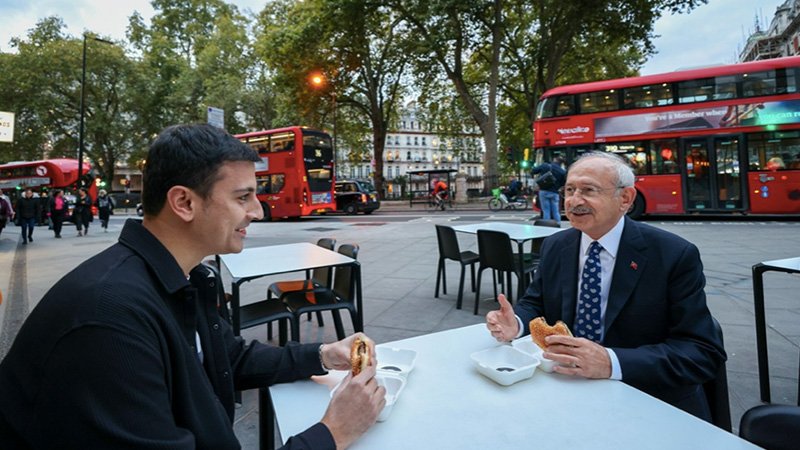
[141,124,260,216]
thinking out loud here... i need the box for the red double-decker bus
[0,158,97,199]
[533,56,800,218]
[236,127,336,220]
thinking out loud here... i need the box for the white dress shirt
[515,216,626,380]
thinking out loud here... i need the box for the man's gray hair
[574,151,635,188]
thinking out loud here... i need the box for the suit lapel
[559,230,581,328]
[605,217,647,333]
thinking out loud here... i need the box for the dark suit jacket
[515,217,726,419]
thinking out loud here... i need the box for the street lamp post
[77,33,113,188]
[310,72,338,178]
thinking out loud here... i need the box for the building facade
[342,102,486,198]
[740,1,800,62]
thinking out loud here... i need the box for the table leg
[232,281,242,336]
[259,388,276,450]
[517,241,526,301]
[752,264,770,403]
[354,262,364,332]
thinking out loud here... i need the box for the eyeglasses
[563,185,623,198]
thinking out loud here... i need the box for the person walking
[531,156,567,224]
[73,188,92,236]
[38,191,50,227]
[48,189,68,238]
[0,189,14,238]
[15,188,41,244]
[95,189,114,232]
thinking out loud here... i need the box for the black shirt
[0,219,334,449]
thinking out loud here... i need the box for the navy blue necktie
[576,241,603,342]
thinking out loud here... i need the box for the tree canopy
[0,0,707,187]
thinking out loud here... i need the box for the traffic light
[505,146,515,162]
[520,148,530,169]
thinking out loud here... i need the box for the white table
[451,222,562,300]
[268,324,757,449]
[451,221,562,242]
[219,243,361,335]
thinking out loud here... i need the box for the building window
[422,137,426,146]
[402,121,406,129]
[407,151,412,160]
[407,136,411,145]
[414,137,419,146]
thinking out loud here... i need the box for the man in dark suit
[487,151,725,421]
[0,124,385,449]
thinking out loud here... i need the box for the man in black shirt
[14,188,41,244]
[0,124,385,449]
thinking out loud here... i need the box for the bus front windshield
[303,132,334,192]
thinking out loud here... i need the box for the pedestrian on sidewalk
[14,188,40,244]
[48,189,68,238]
[73,187,92,236]
[38,190,50,227]
[0,189,14,238]
[95,189,114,232]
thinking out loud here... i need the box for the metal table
[751,256,800,404]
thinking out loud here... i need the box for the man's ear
[619,186,636,212]
[165,186,197,222]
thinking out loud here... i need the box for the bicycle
[427,190,450,211]
[488,188,529,212]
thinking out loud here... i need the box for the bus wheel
[627,193,645,219]
[344,203,358,215]
[260,202,271,222]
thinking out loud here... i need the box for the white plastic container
[375,347,417,378]
[511,338,558,373]
[330,372,406,422]
[470,345,540,386]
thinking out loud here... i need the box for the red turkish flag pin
[630,261,638,270]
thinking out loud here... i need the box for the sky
[641,0,787,75]
[0,0,790,75]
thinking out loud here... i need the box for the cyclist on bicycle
[432,178,449,210]
[504,177,522,202]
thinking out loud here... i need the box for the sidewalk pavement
[1,213,799,449]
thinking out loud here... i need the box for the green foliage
[0,0,707,190]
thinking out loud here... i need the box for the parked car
[334,179,380,215]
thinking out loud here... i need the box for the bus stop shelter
[407,169,459,207]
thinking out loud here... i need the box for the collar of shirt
[118,219,192,294]
[579,215,625,258]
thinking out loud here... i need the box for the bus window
[271,132,295,152]
[579,89,619,113]
[256,177,271,195]
[677,76,737,103]
[554,95,576,116]
[623,84,673,108]
[302,133,334,191]
[748,132,800,170]
[742,70,778,97]
[649,140,679,174]
[536,98,556,119]
[599,143,648,175]
[271,174,285,192]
